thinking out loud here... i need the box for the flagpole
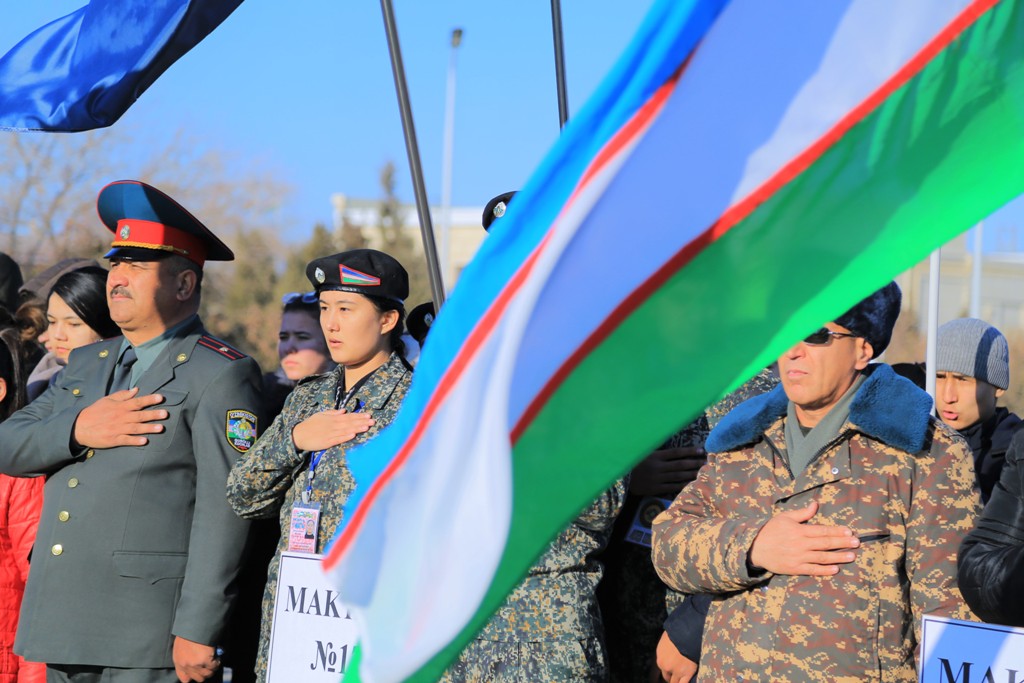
[379,0,447,309]
[925,248,941,413]
[970,223,983,318]
[550,0,570,128]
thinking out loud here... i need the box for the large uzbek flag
[326,0,1024,681]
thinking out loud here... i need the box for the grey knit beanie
[936,318,1009,389]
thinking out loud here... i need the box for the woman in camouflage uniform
[439,481,627,683]
[227,250,413,683]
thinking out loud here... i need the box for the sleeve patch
[226,410,258,452]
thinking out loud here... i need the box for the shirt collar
[117,314,199,374]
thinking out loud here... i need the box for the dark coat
[0,318,262,668]
[958,425,1024,627]
[959,407,1021,502]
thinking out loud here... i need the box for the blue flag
[0,0,243,132]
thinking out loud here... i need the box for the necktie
[108,347,137,394]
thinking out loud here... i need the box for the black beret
[834,281,902,358]
[482,191,517,231]
[407,302,435,345]
[306,249,409,304]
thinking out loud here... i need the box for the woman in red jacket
[0,325,44,683]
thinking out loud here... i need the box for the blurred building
[898,231,1024,331]
[331,193,487,291]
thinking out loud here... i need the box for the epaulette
[196,334,248,361]
[297,369,334,386]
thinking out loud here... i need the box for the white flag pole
[925,247,941,414]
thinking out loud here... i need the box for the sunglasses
[803,328,859,345]
[282,291,319,305]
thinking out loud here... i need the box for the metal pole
[970,222,983,318]
[440,28,462,295]
[379,0,446,309]
[550,0,570,129]
[925,248,941,412]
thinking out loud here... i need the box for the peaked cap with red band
[97,180,234,267]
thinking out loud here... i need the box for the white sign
[920,615,1024,683]
[266,552,358,682]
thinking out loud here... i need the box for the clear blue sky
[2,1,1023,250]
[0,1,656,241]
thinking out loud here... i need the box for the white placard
[920,615,1024,683]
[266,552,358,682]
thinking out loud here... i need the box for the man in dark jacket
[935,318,1020,502]
[958,427,1024,627]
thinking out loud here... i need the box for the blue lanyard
[303,391,364,504]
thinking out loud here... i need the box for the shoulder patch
[197,335,247,361]
[226,410,258,452]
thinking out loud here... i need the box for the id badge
[624,496,672,548]
[288,502,321,554]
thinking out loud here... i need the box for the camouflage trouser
[438,637,608,682]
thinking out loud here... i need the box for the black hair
[163,253,204,297]
[50,267,119,339]
[366,295,407,362]
[0,326,27,422]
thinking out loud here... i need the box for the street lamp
[440,27,462,292]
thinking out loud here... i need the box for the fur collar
[706,364,933,454]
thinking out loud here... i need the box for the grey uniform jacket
[0,318,262,668]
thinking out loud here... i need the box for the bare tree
[0,131,120,266]
[0,126,299,371]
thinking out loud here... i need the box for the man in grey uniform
[0,180,262,683]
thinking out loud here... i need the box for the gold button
[68,478,79,488]
[51,544,63,556]
[58,511,70,522]
[85,449,95,459]
[177,353,187,362]
[72,388,81,396]
[99,350,109,358]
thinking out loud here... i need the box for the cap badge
[119,224,130,240]
[340,264,381,287]
[493,201,506,219]
[314,267,326,284]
